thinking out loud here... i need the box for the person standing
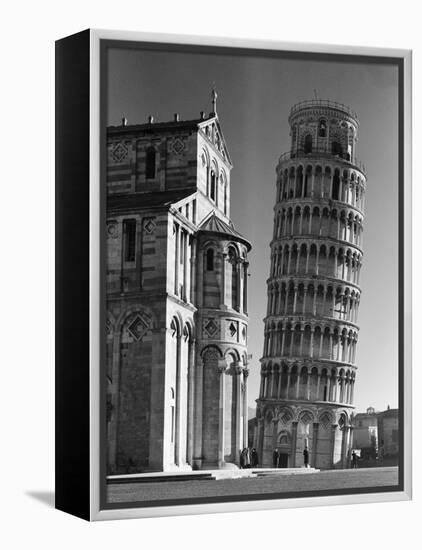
[239,448,245,469]
[303,446,310,468]
[273,448,279,468]
[351,451,358,469]
[251,448,259,467]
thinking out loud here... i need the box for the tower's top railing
[289,99,359,123]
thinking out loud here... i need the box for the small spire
[211,85,218,115]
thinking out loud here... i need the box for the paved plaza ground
[107,466,399,504]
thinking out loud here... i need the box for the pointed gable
[198,116,233,167]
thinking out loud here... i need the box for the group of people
[239,447,259,468]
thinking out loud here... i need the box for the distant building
[377,406,399,463]
[352,406,378,460]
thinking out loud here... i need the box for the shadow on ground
[25,491,55,508]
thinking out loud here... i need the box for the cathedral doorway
[279,453,289,468]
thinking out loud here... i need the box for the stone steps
[108,472,214,484]
[107,467,319,484]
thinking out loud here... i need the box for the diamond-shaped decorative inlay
[106,318,112,336]
[144,219,155,234]
[205,319,218,337]
[319,413,331,430]
[229,322,237,337]
[280,411,292,424]
[111,141,128,163]
[300,412,313,425]
[171,138,185,155]
[128,314,149,341]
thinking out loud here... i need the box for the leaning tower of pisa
[255,99,366,470]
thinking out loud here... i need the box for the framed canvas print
[55,29,412,521]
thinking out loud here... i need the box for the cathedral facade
[255,100,366,469]
[105,97,251,474]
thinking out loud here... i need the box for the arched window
[210,170,216,201]
[331,141,343,157]
[146,147,156,179]
[206,248,214,271]
[220,171,227,215]
[332,170,340,200]
[304,134,313,154]
[318,119,327,137]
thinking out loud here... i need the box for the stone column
[341,426,350,468]
[291,422,298,467]
[284,290,289,315]
[259,370,264,398]
[183,230,189,301]
[174,332,182,466]
[174,223,180,295]
[350,379,355,404]
[299,328,304,356]
[269,366,275,398]
[234,364,243,464]
[257,418,265,467]
[243,262,249,314]
[286,368,291,399]
[237,261,243,313]
[329,424,337,469]
[220,252,227,308]
[280,328,286,357]
[287,248,292,274]
[197,247,204,308]
[326,373,331,401]
[312,422,319,468]
[218,361,227,467]
[295,371,300,399]
[332,375,338,402]
[289,327,294,357]
[186,338,196,466]
[192,355,204,469]
[243,368,249,448]
[272,417,279,453]
[316,370,321,400]
[277,367,283,398]
[190,237,197,304]
[310,327,315,358]
[306,369,311,400]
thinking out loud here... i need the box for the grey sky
[106,45,399,414]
